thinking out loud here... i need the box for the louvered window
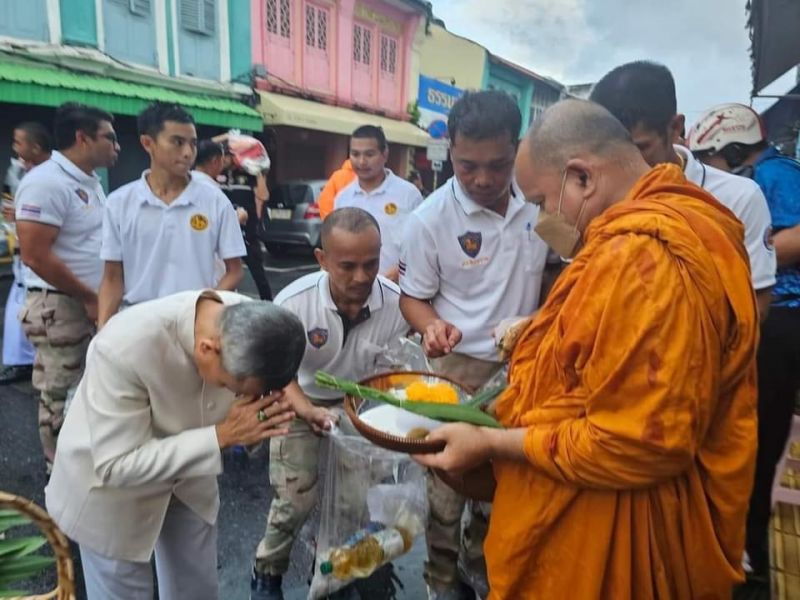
[181,0,216,36]
[108,0,151,16]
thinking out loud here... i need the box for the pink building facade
[251,0,430,182]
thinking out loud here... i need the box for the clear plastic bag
[371,334,431,373]
[307,427,428,600]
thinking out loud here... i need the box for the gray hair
[218,302,305,391]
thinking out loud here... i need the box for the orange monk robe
[318,159,356,219]
[486,164,759,599]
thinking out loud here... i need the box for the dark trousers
[745,306,800,572]
[236,202,272,301]
[243,230,272,301]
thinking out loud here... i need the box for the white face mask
[533,170,588,259]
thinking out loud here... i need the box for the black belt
[27,287,66,295]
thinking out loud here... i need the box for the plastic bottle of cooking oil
[319,523,414,580]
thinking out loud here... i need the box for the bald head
[526,99,637,169]
[320,207,380,250]
[515,99,650,242]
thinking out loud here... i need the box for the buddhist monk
[413,99,759,599]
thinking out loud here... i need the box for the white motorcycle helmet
[688,103,766,155]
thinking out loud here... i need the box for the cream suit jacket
[46,290,247,561]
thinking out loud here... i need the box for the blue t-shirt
[755,147,800,307]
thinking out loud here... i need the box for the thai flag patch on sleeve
[19,204,42,217]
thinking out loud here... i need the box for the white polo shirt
[400,177,548,361]
[676,145,776,291]
[15,151,105,292]
[333,170,424,272]
[190,169,221,188]
[101,171,246,304]
[275,271,409,400]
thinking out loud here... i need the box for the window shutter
[130,0,151,16]
[203,0,215,34]
[181,0,202,32]
[181,0,215,35]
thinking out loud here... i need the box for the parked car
[260,179,326,255]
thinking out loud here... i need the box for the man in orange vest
[318,159,355,219]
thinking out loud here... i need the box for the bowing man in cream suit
[45,289,306,600]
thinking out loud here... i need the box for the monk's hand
[216,391,295,449]
[411,423,491,472]
[423,319,462,358]
[494,315,534,361]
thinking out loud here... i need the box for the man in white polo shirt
[590,61,776,317]
[250,207,409,600]
[97,103,245,328]
[399,90,549,600]
[334,125,423,282]
[15,102,120,468]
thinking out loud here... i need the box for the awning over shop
[257,91,429,147]
[748,0,800,94]
[0,61,263,131]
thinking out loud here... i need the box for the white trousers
[3,257,34,366]
[79,497,219,600]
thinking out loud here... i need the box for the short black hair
[53,102,114,151]
[321,207,380,250]
[590,61,677,135]
[448,90,521,146]
[15,122,52,153]
[137,102,195,138]
[351,125,387,152]
[196,140,224,166]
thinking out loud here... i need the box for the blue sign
[418,75,464,116]
[428,119,448,139]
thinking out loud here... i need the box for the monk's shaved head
[526,99,636,168]
[516,99,650,238]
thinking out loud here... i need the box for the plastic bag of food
[225,129,271,175]
[371,334,431,373]
[307,427,427,599]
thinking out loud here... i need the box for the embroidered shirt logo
[190,213,209,231]
[457,231,482,258]
[307,328,329,349]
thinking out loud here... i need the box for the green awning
[0,60,263,131]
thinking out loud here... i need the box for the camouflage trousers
[19,290,94,466]
[426,352,503,598]
[255,403,361,576]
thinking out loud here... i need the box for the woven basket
[0,491,75,600]
[344,371,469,455]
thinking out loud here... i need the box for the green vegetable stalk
[315,372,503,429]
